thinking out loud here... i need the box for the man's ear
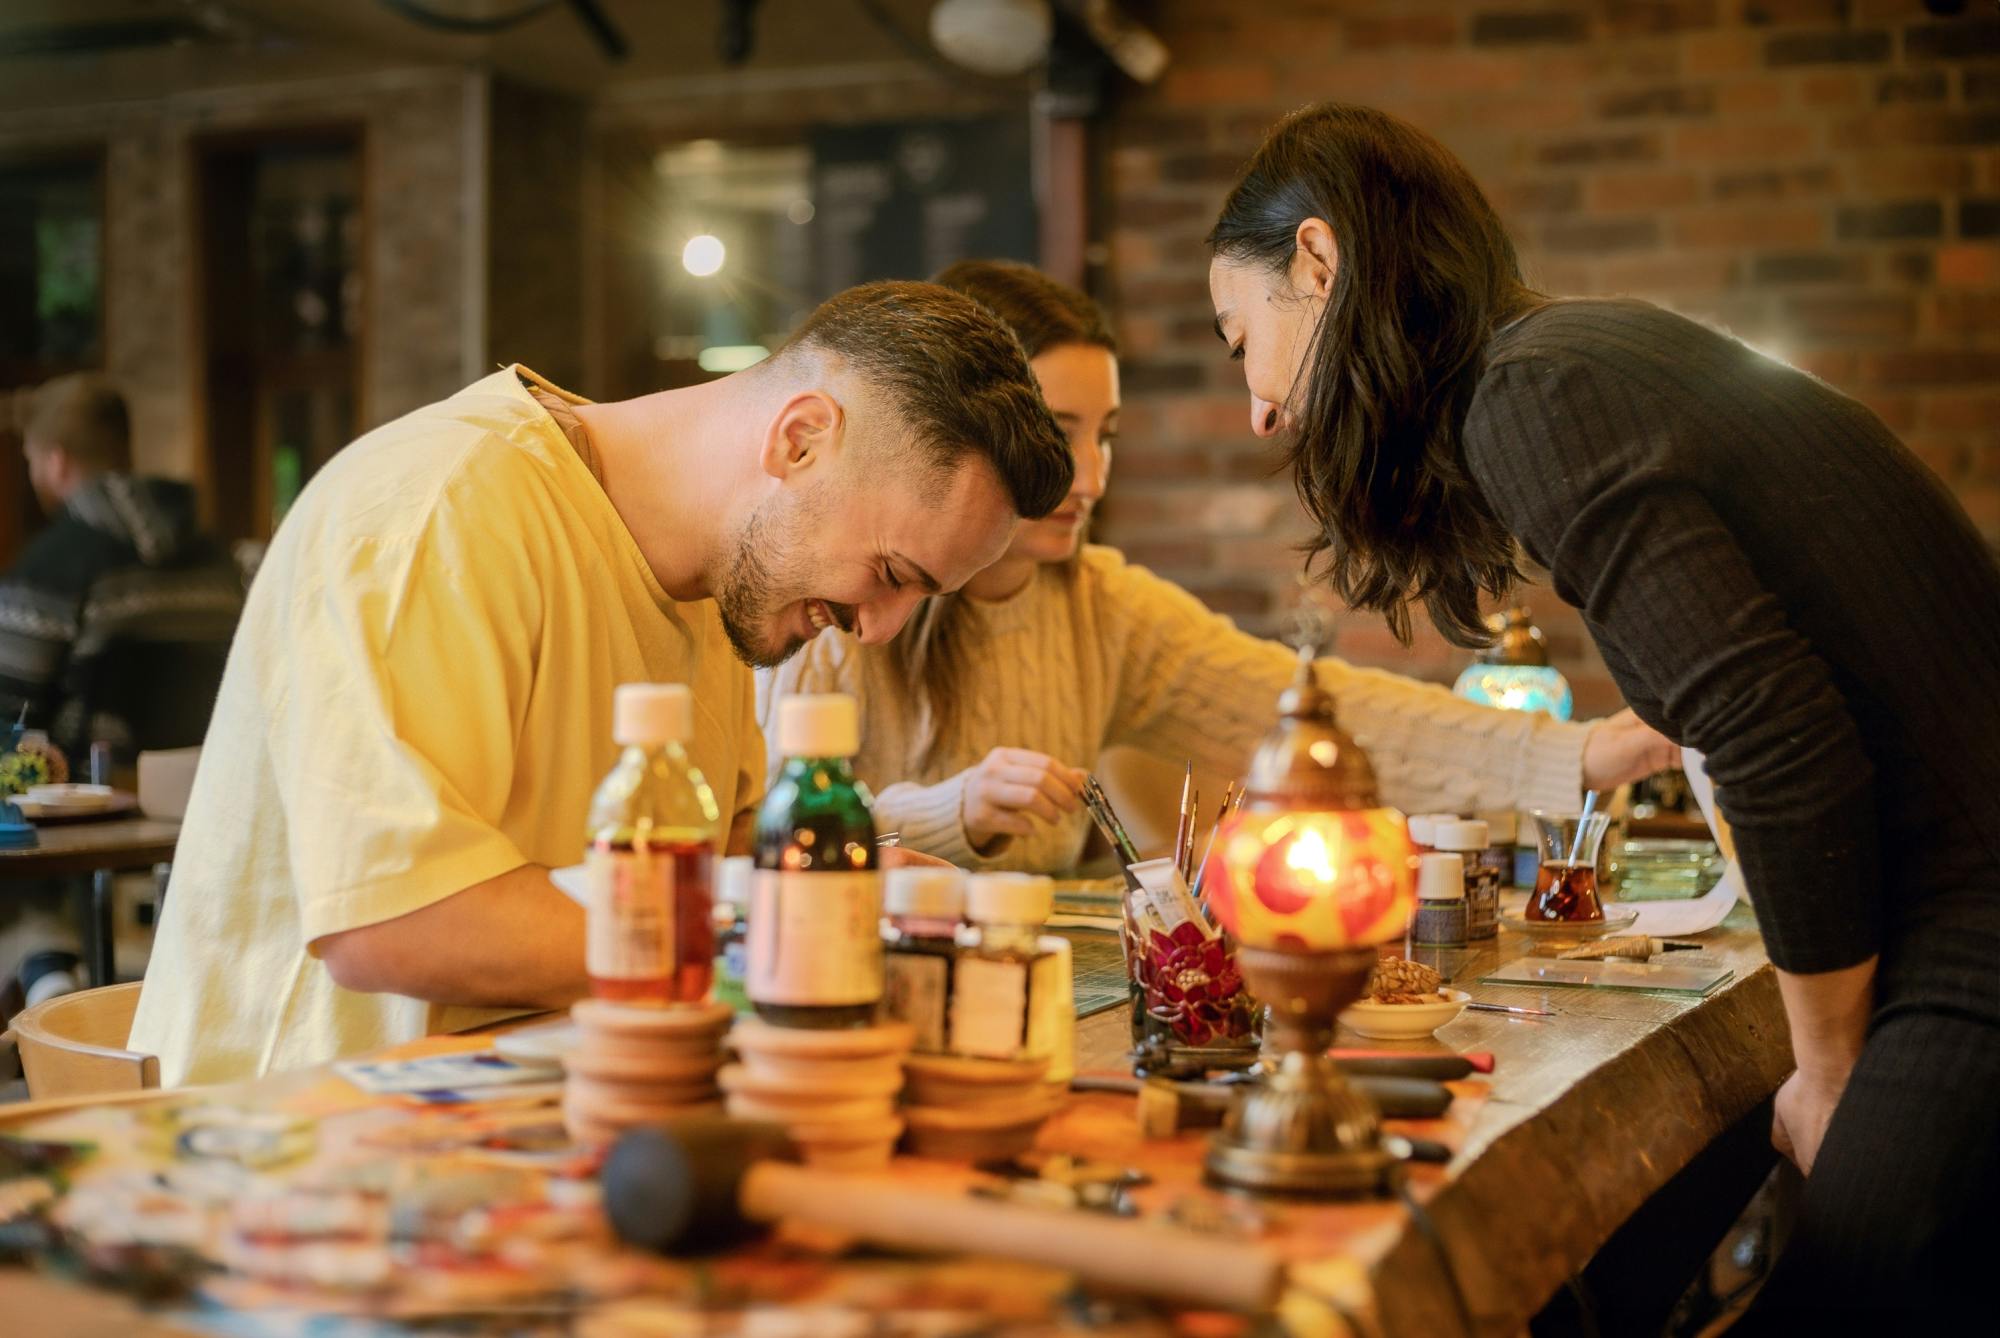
[1291,217,1339,300]
[757,390,844,481]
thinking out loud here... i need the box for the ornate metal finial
[1477,606,1550,667]
[1242,646,1381,812]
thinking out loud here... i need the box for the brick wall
[0,67,480,487]
[1095,0,2000,718]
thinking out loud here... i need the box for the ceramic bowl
[1338,988,1471,1040]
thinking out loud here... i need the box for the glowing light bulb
[681,234,725,277]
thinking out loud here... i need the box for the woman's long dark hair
[1207,103,1538,648]
[890,260,1117,765]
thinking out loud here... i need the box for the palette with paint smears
[561,998,733,1145]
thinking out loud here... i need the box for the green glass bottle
[749,694,883,1028]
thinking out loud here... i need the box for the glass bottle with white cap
[950,872,1061,1061]
[749,693,883,1028]
[882,866,966,1053]
[585,682,720,1004]
[1435,818,1500,940]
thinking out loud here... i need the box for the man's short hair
[23,373,131,475]
[779,281,1072,518]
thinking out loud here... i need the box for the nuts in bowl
[1339,956,1470,1040]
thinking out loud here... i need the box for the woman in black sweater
[1205,103,1998,1324]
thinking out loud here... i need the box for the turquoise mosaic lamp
[1453,607,1573,721]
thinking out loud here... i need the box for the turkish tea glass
[1526,810,1613,923]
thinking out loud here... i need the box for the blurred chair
[1,981,157,1099]
[71,635,231,757]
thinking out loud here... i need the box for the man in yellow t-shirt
[129,282,1072,1086]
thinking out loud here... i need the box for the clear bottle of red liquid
[586,683,720,1003]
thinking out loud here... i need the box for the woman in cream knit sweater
[759,262,1672,871]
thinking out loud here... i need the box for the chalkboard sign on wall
[810,116,1037,298]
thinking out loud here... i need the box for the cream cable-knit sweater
[758,546,1590,871]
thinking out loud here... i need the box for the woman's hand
[1581,709,1680,790]
[959,747,1087,851]
[878,845,957,871]
[1772,1065,1850,1175]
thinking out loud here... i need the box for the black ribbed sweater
[1464,299,2000,1021]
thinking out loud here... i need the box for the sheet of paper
[550,863,588,906]
[1626,748,1744,937]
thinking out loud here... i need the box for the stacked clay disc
[563,998,733,1145]
[721,1019,913,1169]
[899,1053,1059,1161]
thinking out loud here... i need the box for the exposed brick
[1864,349,2000,386]
[1801,72,1867,107]
[1920,389,2000,431]
[1964,197,2000,237]
[1904,19,2000,63]
[1936,243,2000,285]
[1836,200,1946,240]
[1675,121,1817,160]
[1847,151,1975,194]
[1765,30,1892,67]
[1537,132,1662,165]
[1116,195,1216,229]
[1541,216,1663,253]
[1712,164,1840,199]
[1744,1,1851,21]
[1594,254,1739,293]
[1830,108,2000,149]
[1783,294,1919,339]
[1600,85,1716,118]
[1716,80,1788,116]
[1344,14,1460,49]
[1879,70,1948,103]
[1605,1,1722,35]
[1470,11,1589,47]
[1491,177,1586,215]
[1686,30,1764,74]
[1159,63,1276,106]
[1407,52,1542,95]
[1749,252,1871,284]
[1970,69,2000,102]
[1156,148,1255,185]
[1586,170,1702,211]
[1675,205,1826,248]
[1886,251,1936,284]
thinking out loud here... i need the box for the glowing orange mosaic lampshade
[1200,807,1415,952]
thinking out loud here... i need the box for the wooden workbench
[0,906,1787,1336]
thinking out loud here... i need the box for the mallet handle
[739,1162,1283,1311]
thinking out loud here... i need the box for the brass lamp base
[1205,945,1392,1196]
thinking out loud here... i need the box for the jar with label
[749,694,882,1028]
[949,873,1062,1062]
[1474,810,1518,890]
[882,866,965,1054]
[585,683,720,1004]
[1410,852,1468,948]
[1408,813,1456,855]
[1436,819,1499,940]
[712,855,753,1015]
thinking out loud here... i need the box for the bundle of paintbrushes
[1120,766,1257,1050]
[1080,773,1142,882]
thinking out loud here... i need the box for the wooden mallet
[601,1119,1284,1312]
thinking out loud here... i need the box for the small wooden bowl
[717,1062,903,1102]
[729,1019,915,1061]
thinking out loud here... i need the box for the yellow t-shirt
[129,367,765,1087]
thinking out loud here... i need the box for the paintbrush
[1187,779,1237,904]
[1081,774,1142,868]
[1171,762,1194,881]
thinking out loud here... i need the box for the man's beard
[714,513,794,669]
